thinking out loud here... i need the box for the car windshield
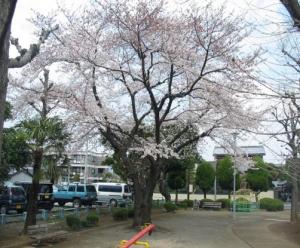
[11,187,25,196]
[86,185,96,192]
[40,184,52,193]
[124,185,130,193]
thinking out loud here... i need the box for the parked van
[0,185,27,214]
[14,182,54,211]
[93,182,132,207]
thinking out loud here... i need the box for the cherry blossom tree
[0,0,57,172]
[30,0,261,226]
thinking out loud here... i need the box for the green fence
[232,201,259,212]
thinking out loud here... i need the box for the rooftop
[213,145,265,157]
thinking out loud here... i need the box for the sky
[8,0,297,164]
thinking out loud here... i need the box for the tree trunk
[175,189,178,204]
[187,169,190,200]
[203,190,207,199]
[23,149,43,233]
[158,172,171,202]
[255,192,259,203]
[0,30,9,167]
[228,193,231,200]
[132,176,156,227]
[0,0,17,168]
[291,175,299,222]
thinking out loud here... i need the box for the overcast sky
[8,0,295,164]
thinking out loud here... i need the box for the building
[60,151,112,184]
[7,169,33,183]
[213,145,266,160]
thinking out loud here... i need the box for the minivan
[93,182,132,207]
[0,185,27,214]
[14,182,54,211]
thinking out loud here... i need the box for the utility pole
[84,142,89,184]
[232,132,238,220]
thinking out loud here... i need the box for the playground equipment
[119,223,155,248]
[232,201,259,212]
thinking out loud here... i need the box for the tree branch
[9,25,58,68]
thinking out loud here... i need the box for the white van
[93,182,132,207]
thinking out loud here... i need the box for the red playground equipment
[119,223,155,248]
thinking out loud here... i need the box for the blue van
[53,183,97,208]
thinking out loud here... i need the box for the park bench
[202,201,222,210]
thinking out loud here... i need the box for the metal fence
[0,203,119,225]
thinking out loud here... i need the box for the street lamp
[232,132,239,220]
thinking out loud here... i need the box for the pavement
[48,209,299,248]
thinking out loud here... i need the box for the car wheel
[110,199,118,208]
[58,202,65,207]
[73,198,81,208]
[0,205,7,214]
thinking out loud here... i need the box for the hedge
[86,212,99,226]
[259,198,284,211]
[181,199,194,208]
[164,202,177,212]
[66,215,81,230]
[112,208,128,220]
[216,198,231,209]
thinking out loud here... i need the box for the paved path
[49,210,298,248]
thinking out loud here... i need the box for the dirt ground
[52,210,300,248]
[269,221,300,246]
[1,209,300,248]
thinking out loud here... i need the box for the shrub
[112,208,128,221]
[164,202,177,212]
[216,198,231,209]
[181,199,193,208]
[259,198,284,211]
[86,212,99,226]
[236,197,250,203]
[80,220,88,228]
[128,208,134,218]
[66,215,81,231]
[176,201,188,209]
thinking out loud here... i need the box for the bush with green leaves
[259,198,284,211]
[112,208,128,220]
[176,201,188,209]
[80,220,88,228]
[181,199,193,208]
[86,212,99,226]
[128,208,134,218]
[164,202,177,212]
[236,197,250,203]
[216,198,231,209]
[66,215,81,230]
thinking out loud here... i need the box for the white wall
[153,190,274,201]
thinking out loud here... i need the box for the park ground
[1,209,300,248]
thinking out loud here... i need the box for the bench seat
[202,202,222,209]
